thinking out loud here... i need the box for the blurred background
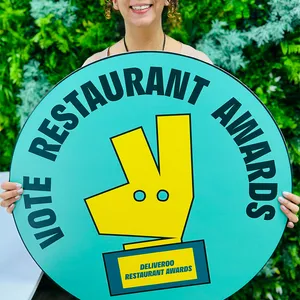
[0,0,299,299]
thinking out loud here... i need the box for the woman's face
[113,0,170,27]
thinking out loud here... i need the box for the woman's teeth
[131,5,151,10]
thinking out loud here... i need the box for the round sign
[11,52,292,300]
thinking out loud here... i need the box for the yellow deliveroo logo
[84,114,210,296]
[86,115,193,250]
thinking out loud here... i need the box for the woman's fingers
[6,204,15,214]
[278,196,299,214]
[280,205,299,223]
[0,195,21,208]
[0,182,22,191]
[0,189,23,201]
[278,192,300,228]
[287,221,295,229]
[283,192,300,205]
[0,186,23,209]
[0,182,23,214]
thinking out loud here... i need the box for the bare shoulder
[193,50,213,65]
[81,40,124,67]
[81,49,108,67]
[181,44,213,65]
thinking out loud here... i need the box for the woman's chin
[128,16,157,28]
[134,22,154,28]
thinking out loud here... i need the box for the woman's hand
[0,182,23,213]
[279,192,300,228]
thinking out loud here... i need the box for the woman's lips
[130,4,152,14]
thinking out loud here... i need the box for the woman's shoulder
[181,44,213,65]
[81,40,124,67]
[81,48,108,67]
[81,43,213,67]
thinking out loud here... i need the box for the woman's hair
[169,0,179,11]
[166,0,181,27]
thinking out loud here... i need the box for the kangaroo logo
[85,115,210,296]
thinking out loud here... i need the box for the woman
[1,0,299,227]
[0,0,299,299]
[82,0,213,66]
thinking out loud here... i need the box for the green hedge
[0,0,299,299]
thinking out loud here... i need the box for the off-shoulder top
[82,43,213,67]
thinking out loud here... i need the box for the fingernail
[9,204,15,214]
[283,191,290,197]
[281,205,287,210]
[16,183,22,189]
[15,195,21,200]
[278,197,285,204]
[287,223,294,228]
[17,189,23,194]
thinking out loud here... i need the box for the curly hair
[166,0,181,27]
[169,0,179,10]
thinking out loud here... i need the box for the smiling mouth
[130,4,153,11]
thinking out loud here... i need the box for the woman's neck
[124,22,165,51]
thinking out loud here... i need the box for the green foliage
[196,0,300,72]
[0,0,31,168]
[30,0,77,27]
[0,0,299,298]
[281,32,300,85]
[17,60,51,127]
[196,20,249,72]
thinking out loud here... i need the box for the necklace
[124,33,166,52]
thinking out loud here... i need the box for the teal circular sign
[11,52,292,300]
